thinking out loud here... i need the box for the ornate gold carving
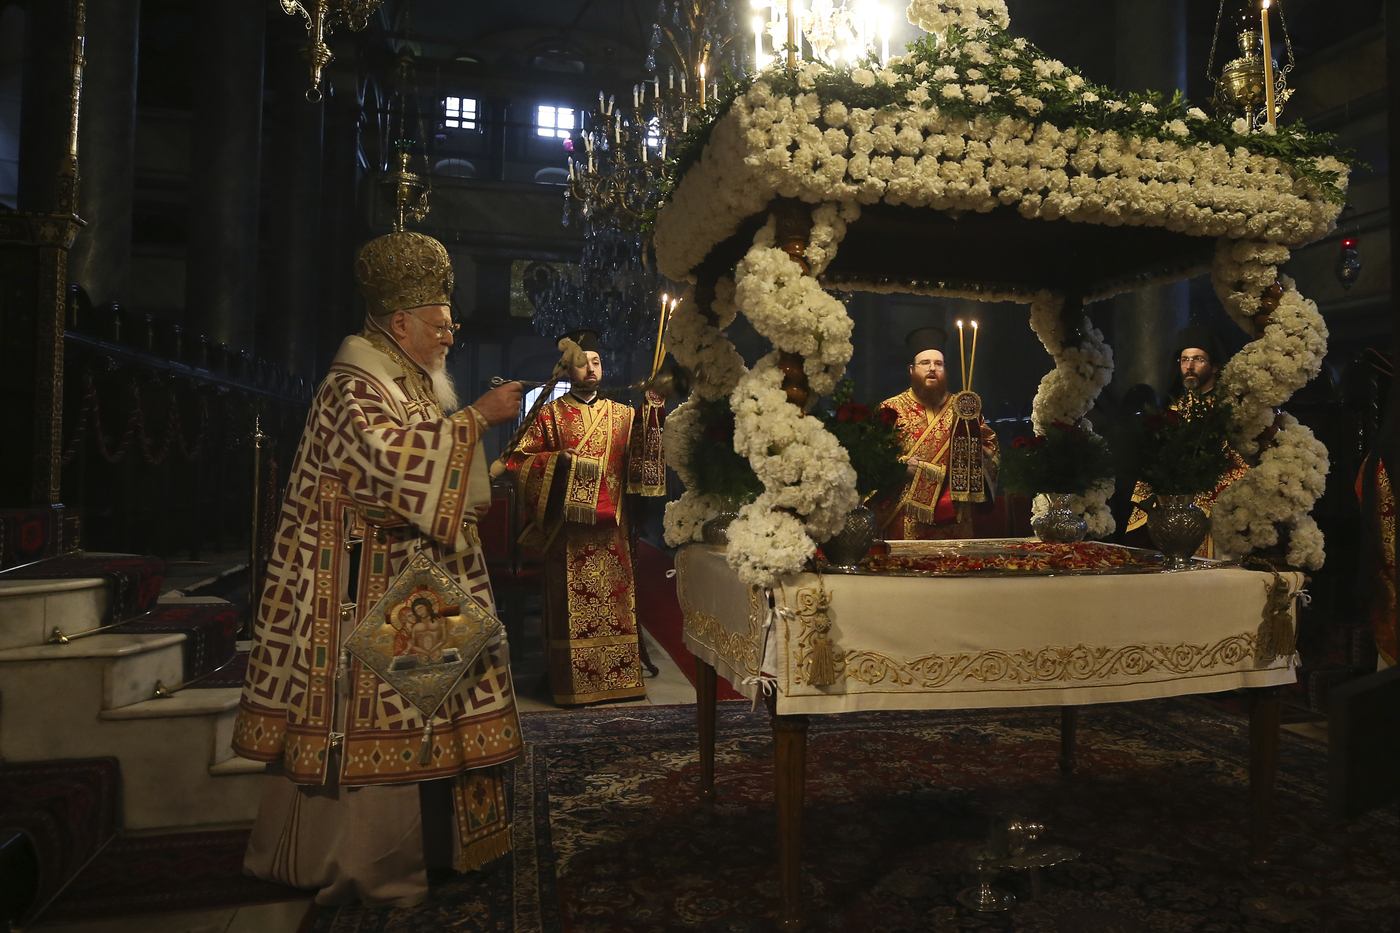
[839,634,1264,690]
[355,231,454,316]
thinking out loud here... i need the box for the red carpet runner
[634,540,743,701]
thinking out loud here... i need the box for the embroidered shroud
[878,390,1000,541]
[507,393,666,704]
[232,331,520,873]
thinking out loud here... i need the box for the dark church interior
[0,0,1397,930]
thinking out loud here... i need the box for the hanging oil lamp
[1208,0,1295,130]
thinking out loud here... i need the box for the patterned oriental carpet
[306,697,1400,933]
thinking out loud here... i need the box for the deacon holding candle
[877,326,1000,541]
[505,330,667,705]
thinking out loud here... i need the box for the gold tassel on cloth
[795,582,840,686]
[562,454,605,524]
[453,766,512,871]
[418,721,435,766]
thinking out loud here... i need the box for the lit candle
[680,70,686,95]
[699,62,707,105]
[598,91,605,111]
[633,85,639,109]
[654,75,660,98]
[1261,0,1276,127]
[607,95,615,115]
[968,321,979,388]
[956,320,966,393]
[660,136,666,161]
[652,294,670,377]
[669,67,675,90]
[753,16,764,69]
[880,8,891,62]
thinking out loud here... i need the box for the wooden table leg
[696,659,717,805]
[1249,684,1283,868]
[1058,706,1077,775]
[767,691,809,932]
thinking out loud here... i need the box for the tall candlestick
[968,321,979,388]
[754,16,764,69]
[956,320,966,393]
[787,0,797,69]
[1261,0,1276,127]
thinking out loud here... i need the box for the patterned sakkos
[508,393,666,705]
[232,329,521,870]
[878,389,1000,540]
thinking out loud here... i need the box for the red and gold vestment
[877,390,1000,541]
[1357,455,1396,667]
[233,331,520,889]
[507,392,666,704]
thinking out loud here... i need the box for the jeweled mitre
[355,231,455,316]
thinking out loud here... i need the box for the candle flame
[1262,0,1269,7]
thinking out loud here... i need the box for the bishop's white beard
[427,360,460,414]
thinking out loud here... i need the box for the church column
[258,27,323,377]
[66,0,140,308]
[183,0,265,353]
[1109,0,1189,400]
[3,0,84,507]
[316,78,363,374]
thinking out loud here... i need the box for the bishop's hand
[472,382,523,427]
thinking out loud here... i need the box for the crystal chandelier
[541,1,745,359]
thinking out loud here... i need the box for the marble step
[97,688,264,829]
[0,576,109,649]
[0,632,186,713]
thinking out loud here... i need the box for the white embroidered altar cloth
[676,544,1301,715]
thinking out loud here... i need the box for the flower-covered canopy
[654,0,1347,585]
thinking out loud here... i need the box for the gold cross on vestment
[403,394,438,420]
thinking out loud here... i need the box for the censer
[1208,0,1295,131]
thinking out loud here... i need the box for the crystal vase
[821,505,880,569]
[1145,494,1210,570]
[1030,494,1087,543]
[701,512,738,546]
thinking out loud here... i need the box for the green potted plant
[1117,396,1234,568]
[999,421,1114,542]
[813,379,906,566]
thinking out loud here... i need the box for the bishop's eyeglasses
[408,311,461,338]
[1178,355,1210,365]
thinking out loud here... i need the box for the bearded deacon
[506,330,666,705]
[232,230,526,906]
[877,327,999,540]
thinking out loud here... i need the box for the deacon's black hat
[561,329,601,352]
[905,327,947,362]
[1171,325,1230,369]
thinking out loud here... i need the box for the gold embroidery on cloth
[676,550,766,678]
[837,633,1266,690]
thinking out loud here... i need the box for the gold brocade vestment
[507,392,667,704]
[878,390,1000,541]
[233,331,521,888]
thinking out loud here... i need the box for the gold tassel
[809,623,837,686]
[454,827,513,872]
[418,721,435,766]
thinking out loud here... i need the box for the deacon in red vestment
[506,330,666,705]
[233,230,525,906]
[878,327,999,540]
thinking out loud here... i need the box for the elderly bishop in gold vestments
[878,327,999,540]
[506,330,666,705]
[233,230,525,906]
